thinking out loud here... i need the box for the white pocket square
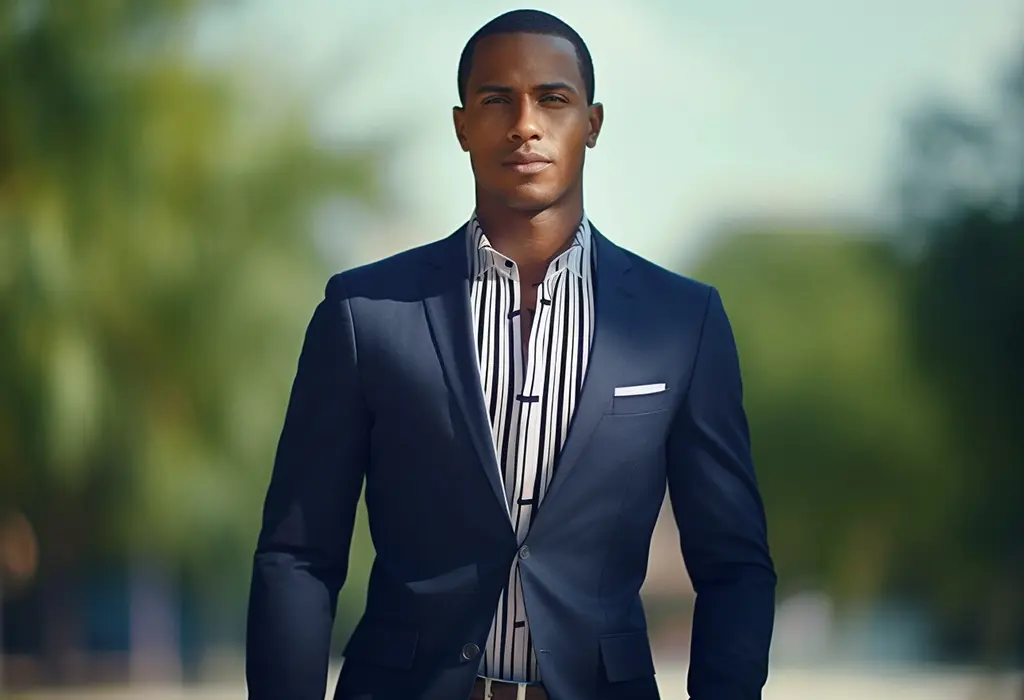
[614,383,667,397]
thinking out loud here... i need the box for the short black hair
[457,9,595,106]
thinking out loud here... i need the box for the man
[246,9,775,700]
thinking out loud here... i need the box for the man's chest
[471,266,593,390]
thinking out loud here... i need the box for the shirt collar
[467,213,592,280]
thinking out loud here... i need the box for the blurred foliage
[897,46,1023,663]
[695,45,1023,663]
[697,231,955,605]
[0,0,382,661]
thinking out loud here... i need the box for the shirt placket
[479,239,579,683]
[509,268,558,681]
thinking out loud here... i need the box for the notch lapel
[421,227,511,522]
[539,228,634,510]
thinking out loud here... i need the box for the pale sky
[205,0,1022,268]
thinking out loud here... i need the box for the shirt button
[461,642,480,661]
[518,545,531,561]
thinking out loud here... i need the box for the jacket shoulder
[324,228,463,300]
[603,233,715,306]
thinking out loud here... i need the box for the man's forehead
[468,33,582,86]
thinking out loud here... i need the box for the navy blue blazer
[245,224,776,700]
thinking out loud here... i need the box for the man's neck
[474,197,583,277]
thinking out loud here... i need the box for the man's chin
[495,184,570,213]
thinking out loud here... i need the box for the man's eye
[541,94,569,103]
[482,96,509,105]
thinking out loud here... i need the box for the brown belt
[471,677,548,700]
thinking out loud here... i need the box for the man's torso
[331,221,712,700]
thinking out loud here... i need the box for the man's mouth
[502,153,553,174]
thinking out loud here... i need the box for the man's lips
[502,154,553,174]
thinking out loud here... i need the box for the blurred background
[1,0,1022,698]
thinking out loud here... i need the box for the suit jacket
[245,224,776,700]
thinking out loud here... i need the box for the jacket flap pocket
[599,631,655,682]
[343,622,419,670]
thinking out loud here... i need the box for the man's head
[453,10,603,214]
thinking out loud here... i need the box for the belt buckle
[482,678,529,700]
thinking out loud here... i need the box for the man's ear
[453,106,470,152]
[586,102,604,148]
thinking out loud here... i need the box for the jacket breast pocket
[609,388,674,415]
[599,631,656,682]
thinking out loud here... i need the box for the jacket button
[461,642,480,661]
[518,545,531,560]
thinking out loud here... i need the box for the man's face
[453,32,603,213]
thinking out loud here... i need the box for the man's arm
[666,286,776,700]
[246,274,369,700]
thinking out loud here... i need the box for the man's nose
[507,98,542,142]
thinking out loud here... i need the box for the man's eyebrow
[536,82,578,94]
[475,84,514,94]
[475,82,579,95]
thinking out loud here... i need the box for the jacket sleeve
[666,286,776,700]
[246,274,369,700]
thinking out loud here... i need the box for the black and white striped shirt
[468,214,595,683]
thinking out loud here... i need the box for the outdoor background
[1,0,1023,698]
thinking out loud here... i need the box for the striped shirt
[467,214,595,682]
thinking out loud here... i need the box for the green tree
[0,0,383,675]
[692,227,957,607]
[896,46,1024,663]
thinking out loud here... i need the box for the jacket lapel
[539,227,635,510]
[421,227,511,522]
